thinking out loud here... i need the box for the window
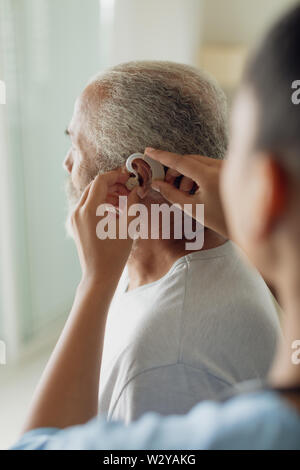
[0,0,102,359]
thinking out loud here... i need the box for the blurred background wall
[0,0,102,447]
[100,0,203,66]
[0,0,102,357]
[0,0,297,449]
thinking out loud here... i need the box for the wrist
[77,271,120,298]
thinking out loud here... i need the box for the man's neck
[127,229,227,291]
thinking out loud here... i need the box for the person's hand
[145,148,228,238]
[71,169,139,288]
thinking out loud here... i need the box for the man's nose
[64,151,73,174]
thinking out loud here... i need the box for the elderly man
[64,61,280,423]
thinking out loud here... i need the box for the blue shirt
[11,391,300,450]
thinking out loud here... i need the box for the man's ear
[250,154,288,240]
[133,160,152,199]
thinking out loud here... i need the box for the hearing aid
[125,153,165,190]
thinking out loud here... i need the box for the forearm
[22,278,116,433]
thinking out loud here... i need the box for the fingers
[144,148,204,182]
[151,180,203,222]
[165,167,181,184]
[78,169,139,224]
[151,180,193,207]
[109,183,130,197]
[179,176,194,192]
[84,169,129,208]
[187,154,223,167]
[146,147,218,166]
[101,170,130,187]
[164,167,194,194]
[77,180,94,208]
[106,195,119,207]
[145,147,223,178]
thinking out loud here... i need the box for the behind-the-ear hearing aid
[125,153,165,190]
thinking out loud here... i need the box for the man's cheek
[65,177,80,207]
[72,172,83,193]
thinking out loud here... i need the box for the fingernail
[145,147,156,154]
[151,183,160,193]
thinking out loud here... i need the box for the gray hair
[86,61,228,173]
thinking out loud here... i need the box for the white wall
[100,0,204,67]
[0,0,102,356]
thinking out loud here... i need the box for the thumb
[151,180,191,206]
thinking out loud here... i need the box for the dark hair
[243,5,300,166]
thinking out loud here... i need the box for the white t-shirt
[99,241,280,423]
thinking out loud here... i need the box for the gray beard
[66,176,82,211]
[64,176,86,238]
